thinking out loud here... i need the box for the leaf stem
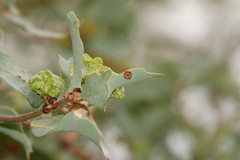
[0,109,43,122]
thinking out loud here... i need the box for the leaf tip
[67,11,80,28]
[142,68,164,76]
[128,68,164,77]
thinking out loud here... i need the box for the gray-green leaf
[31,110,111,159]
[82,68,163,110]
[59,56,73,91]
[0,106,32,160]
[67,11,84,91]
[0,51,43,108]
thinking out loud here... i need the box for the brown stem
[0,97,88,123]
[0,109,43,122]
[0,99,68,123]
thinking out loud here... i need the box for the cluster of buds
[64,88,81,104]
[60,88,88,113]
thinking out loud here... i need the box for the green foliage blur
[1,0,240,160]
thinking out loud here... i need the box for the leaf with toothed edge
[0,10,164,160]
[0,106,33,160]
[0,51,43,108]
[82,68,164,110]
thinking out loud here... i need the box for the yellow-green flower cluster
[29,70,65,98]
[83,53,109,78]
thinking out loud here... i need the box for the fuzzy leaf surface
[0,52,43,108]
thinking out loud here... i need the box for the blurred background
[1,0,240,159]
